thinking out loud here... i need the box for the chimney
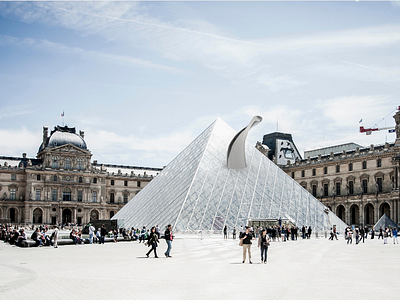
[22,153,26,158]
[79,130,85,139]
[43,126,48,145]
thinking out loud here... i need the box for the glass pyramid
[113,118,347,233]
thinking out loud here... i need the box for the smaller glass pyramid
[113,118,347,233]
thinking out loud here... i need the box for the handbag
[239,238,243,246]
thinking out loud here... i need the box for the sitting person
[9,229,19,245]
[16,229,27,247]
[70,229,78,245]
[31,228,42,247]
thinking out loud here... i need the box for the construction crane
[359,106,399,135]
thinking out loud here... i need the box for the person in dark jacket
[164,224,173,258]
[146,227,159,258]
[100,225,107,244]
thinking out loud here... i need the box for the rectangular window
[362,179,368,193]
[349,181,354,195]
[336,182,341,196]
[377,178,383,193]
[92,191,97,203]
[291,172,295,179]
[10,188,16,200]
[348,163,353,171]
[11,174,16,181]
[324,167,327,174]
[93,178,97,184]
[312,185,317,197]
[111,179,114,186]
[52,158,58,169]
[377,159,382,168]
[312,169,316,176]
[78,159,83,170]
[336,165,340,173]
[123,194,128,203]
[65,158,71,169]
[79,177,83,183]
[324,184,329,197]
[362,161,367,169]
[110,192,115,204]
[52,189,57,201]
[301,170,305,177]
[36,189,41,200]
[37,174,41,181]
[77,190,83,202]
[124,180,128,187]
[137,181,141,188]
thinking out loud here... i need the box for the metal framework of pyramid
[373,213,398,231]
[113,118,347,233]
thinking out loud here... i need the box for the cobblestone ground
[1,235,399,300]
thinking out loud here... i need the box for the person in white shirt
[88,224,95,244]
[53,226,59,248]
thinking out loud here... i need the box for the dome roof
[38,126,87,152]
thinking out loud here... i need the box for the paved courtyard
[0,234,399,300]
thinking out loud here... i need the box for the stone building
[0,125,162,225]
[275,111,400,227]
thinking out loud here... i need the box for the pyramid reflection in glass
[113,119,347,233]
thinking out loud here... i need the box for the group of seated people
[1,224,54,247]
[69,229,84,244]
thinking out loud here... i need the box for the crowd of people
[228,224,312,242]
[343,226,399,245]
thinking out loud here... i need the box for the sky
[0,1,399,168]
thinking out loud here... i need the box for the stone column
[74,208,77,224]
[59,208,62,225]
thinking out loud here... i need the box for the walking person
[258,229,270,264]
[360,227,365,243]
[301,225,306,239]
[146,227,159,258]
[52,225,59,248]
[239,226,253,264]
[88,224,95,244]
[383,227,389,244]
[378,227,383,239]
[347,229,353,244]
[223,225,228,240]
[307,226,312,239]
[164,224,173,258]
[232,227,236,239]
[393,227,398,244]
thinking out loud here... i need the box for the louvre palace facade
[276,111,400,227]
[0,125,162,226]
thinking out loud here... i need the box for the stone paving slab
[0,235,399,300]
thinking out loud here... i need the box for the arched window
[53,175,57,181]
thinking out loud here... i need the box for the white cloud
[0,127,40,158]
[0,34,182,73]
